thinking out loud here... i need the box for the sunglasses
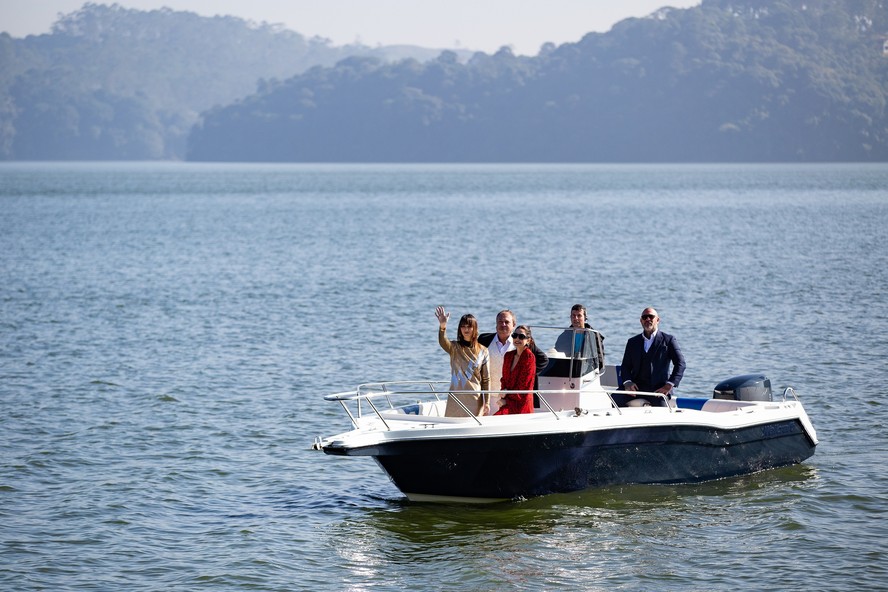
[641,314,656,320]
[511,333,529,340]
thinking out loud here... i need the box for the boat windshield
[532,326,603,379]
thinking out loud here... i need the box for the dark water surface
[1,163,886,590]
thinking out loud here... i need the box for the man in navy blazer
[620,307,686,407]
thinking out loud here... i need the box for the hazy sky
[1,0,701,55]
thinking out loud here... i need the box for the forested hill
[189,0,888,163]
[0,3,465,160]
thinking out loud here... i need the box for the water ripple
[1,163,886,590]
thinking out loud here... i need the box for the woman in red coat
[495,325,536,415]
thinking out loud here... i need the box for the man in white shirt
[478,310,516,414]
[620,307,686,407]
[480,309,549,414]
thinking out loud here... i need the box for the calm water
[1,162,886,591]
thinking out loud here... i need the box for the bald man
[620,307,686,406]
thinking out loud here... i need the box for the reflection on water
[321,464,821,590]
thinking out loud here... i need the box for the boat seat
[601,364,622,388]
[700,399,757,413]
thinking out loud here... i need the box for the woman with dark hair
[495,325,536,415]
[435,306,490,417]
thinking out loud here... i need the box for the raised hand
[435,306,450,328]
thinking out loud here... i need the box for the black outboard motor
[713,374,772,402]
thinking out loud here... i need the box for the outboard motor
[713,374,772,402]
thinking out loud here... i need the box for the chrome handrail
[604,388,675,413]
[782,386,799,402]
[446,392,484,426]
[364,396,392,431]
[534,391,561,420]
[327,381,591,429]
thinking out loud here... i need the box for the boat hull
[325,418,816,500]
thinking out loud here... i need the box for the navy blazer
[620,331,686,392]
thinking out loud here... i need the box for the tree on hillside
[0,3,465,160]
[188,0,888,162]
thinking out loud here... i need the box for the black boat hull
[326,419,816,499]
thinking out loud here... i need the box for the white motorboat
[315,327,818,503]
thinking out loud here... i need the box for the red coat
[495,348,536,415]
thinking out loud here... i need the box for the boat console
[531,326,611,411]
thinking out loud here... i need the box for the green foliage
[0,3,455,160]
[2,0,886,161]
[188,0,888,162]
